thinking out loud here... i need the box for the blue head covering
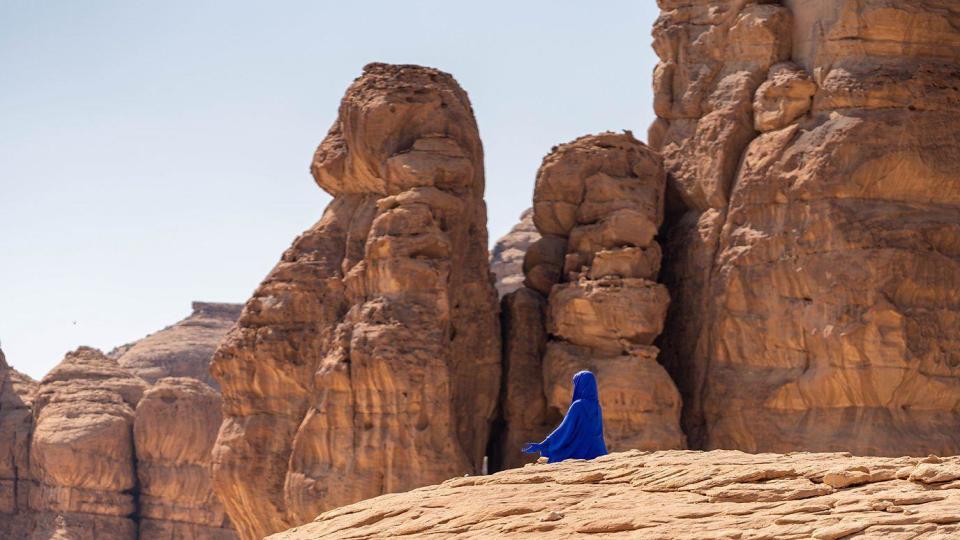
[522,370,608,463]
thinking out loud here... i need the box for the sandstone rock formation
[211,63,501,540]
[498,133,685,470]
[0,348,37,539]
[134,377,236,539]
[270,449,960,539]
[653,0,960,455]
[113,302,242,388]
[490,208,539,297]
[29,347,148,539]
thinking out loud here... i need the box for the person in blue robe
[522,370,608,463]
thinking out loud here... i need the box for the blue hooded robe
[522,370,608,463]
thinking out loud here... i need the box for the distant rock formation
[113,302,242,388]
[0,348,37,539]
[1,323,238,539]
[29,347,147,539]
[490,209,539,297]
[270,449,960,539]
[497,132,685,470]
[134,377,235,539]
[653,0,960,455]
[210,63,501,540]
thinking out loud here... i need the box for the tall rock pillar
[210,63,501,540]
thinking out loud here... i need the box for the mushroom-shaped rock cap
[311,63,483,197]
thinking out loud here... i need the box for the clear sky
[0,1,660,380]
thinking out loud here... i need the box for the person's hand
[522,443,541,454]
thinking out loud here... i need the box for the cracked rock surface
[269,449,960,539]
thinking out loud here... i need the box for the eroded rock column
[211,63,500,540]
[134,377,236,539]
[29,347,147,539]
[498,133,685,469]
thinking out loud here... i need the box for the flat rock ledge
[269,449,960,539]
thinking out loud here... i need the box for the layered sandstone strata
[498,133,685,470]
[653,0,960,454]
[270,449,960,539]
[134,377,236,539]
[0,349,37,539]
[114,302,242,388]
[28,347,148,539]
[490,208,540,297]
[211,63,501,540]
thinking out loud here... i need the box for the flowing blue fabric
[522,370,608,463]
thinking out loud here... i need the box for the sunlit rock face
[210,63,501,540]
[134,377,237,539]
[654,0,960,455]
[497,132,686,470]
[28,347,147,540]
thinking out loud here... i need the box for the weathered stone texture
[270,449,960,539]
[113,302,242,388]
[0,348,37,539]
[654,0,960,455]
[28,347,147,539]
[490,208,540,298]
[134,377,237,539]
[210,63,500,540]
[499,132,685,469]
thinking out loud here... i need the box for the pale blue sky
[1,1,660,379]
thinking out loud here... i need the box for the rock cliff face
[1,341,237,539]
[490,209,539,298]
[134,377,236,539]
[0,349,37,539]
[210,63,501,540]
[270,449,960,539]
[497,133,685,470]
[114,302,242,388]
[29,347,148,539]
[653,0,960,455]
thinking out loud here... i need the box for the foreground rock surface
[654,0,960,455]
[113,302,242,388]
[211,63,500,540]
[271,449,960,539]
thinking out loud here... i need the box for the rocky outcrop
[270,449,960,539]
[134,377,236,539]
[490,209,539,297]
[28,347,147,539]
[498,133,685,470]
[210,63,501,540]
[0,349,37,539]
[653,0,960,455]
[113,302,242,388]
